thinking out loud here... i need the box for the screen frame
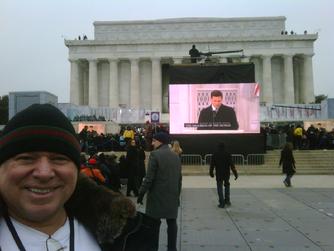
[169,83,260,134]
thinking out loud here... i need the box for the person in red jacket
[80,158,106,184]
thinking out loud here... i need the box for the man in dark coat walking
[137,132,182,251]
[210,142,238,208]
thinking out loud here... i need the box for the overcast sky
[0,0,333,102]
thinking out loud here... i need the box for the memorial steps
[181,150,334,175]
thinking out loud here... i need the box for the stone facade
[65,16,317,114]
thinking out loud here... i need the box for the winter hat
[153,132,170,145]
[0,104,81,168]
[88,158,97,165]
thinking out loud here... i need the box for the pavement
[132,175,334,251]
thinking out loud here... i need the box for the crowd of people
[263,123,334,150]
[78,123,169,154]
[72,115,106,121]
[77,129,182,194]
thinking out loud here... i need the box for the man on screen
[198,90,239,130]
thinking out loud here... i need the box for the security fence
[246,154,265,165]
[266,133,287,149]
[182,153,265,166]
[232,154,245,165]
[204,154,245,165]
[180,154,203,165]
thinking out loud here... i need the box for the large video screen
[169,83,260,134]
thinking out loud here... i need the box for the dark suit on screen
[198,105,239,130]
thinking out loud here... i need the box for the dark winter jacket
[126,146,139,176]
[198,104,239,130]
[210,148,237,180]
[279,148,296,175]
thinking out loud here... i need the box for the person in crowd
[105,154,122,192]
[126,139,139,197]
[328,128,334,149]
[119,134,127,150]
[97,153,112,187]
[279,142,296,187]
[0,103,160,250]
[210,142,238,208]
[318,126,328,149]
[137,144,146,187]
[123,126,135,145]
[118,154,128,185]
[171,140,183,158]
[293,125,303,149]
[80,157,106,185]
[80,153,88,167]
[198,90,239,130]
[189,44,201,63]
[306,124,318,149]
[286,124,295,145]
[137,132,182,251]
[144,122,154,151]
[78,125,89,153]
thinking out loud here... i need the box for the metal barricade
[181,154,203,165]
[246,154,265,165]
[232,154,245,165]
[204,154,212,165]
[267,133,286,149]
[204,154,245,166]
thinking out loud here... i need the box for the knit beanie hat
[0,104,81,168]
[153,132,170,145]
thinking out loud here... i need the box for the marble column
[130,58,140,108]
[293,58,301,103]
[69,59,80,105]
[88,59,98,107]
[108,58,119,108]
[301,54,315,104]
[83,68,88,105]
[262,55,273,104]
[283,54,295,104]
[151,57,162,112]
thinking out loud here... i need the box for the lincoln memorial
[65,16,317,117]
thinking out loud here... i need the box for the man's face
[0,151,78,225]
[211,95,222,109]
[152,139,162,149]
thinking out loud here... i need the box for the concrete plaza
[136,175,334,251]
